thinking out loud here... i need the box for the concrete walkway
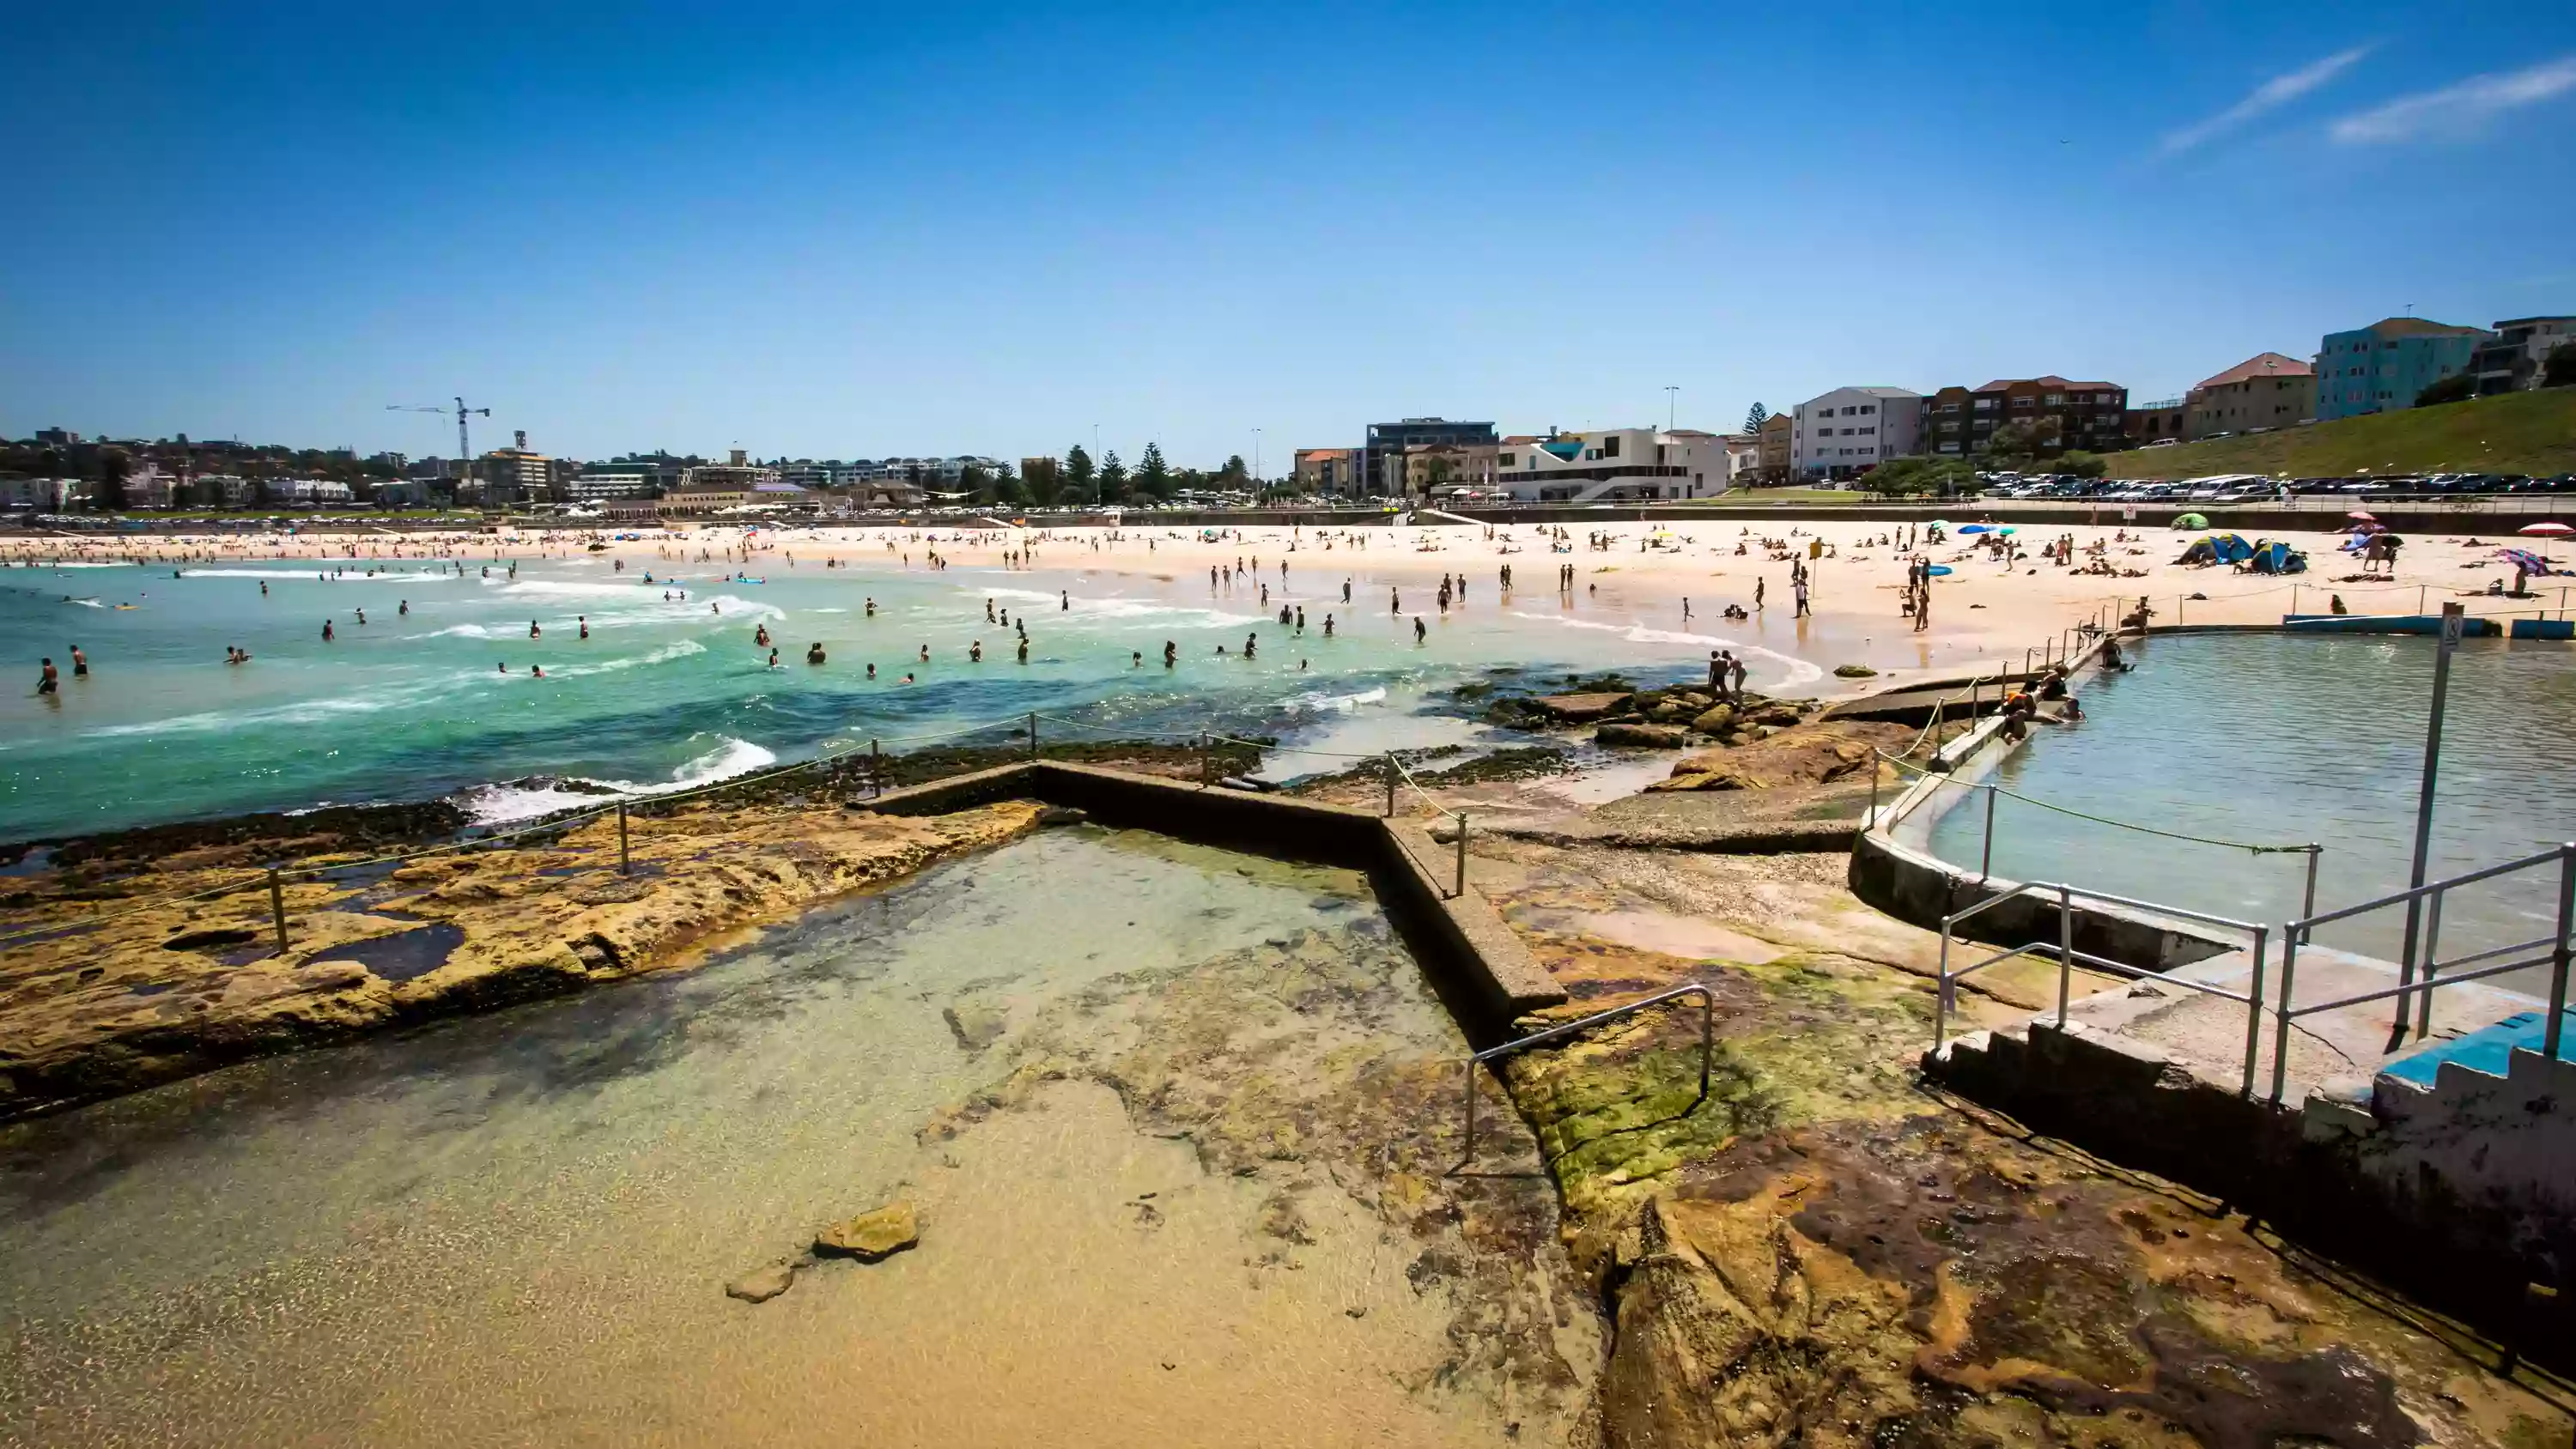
[2044,939,2542,1103]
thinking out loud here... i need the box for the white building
[1489,428,1731,503]
[1720,433,1761,486]
[1791,387,1922,480]
[0,476,85,510]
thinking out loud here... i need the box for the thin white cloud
[2160,46,2374,156]
[2329,54,2576,143]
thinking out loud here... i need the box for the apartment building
[1756,412,1792,481]
[2314,318,2488,420]
[1490,427,1728,502]
[1918,376,2129,457]
[1790,387,1922,479]
[2470,317,2576,396]
[1293,447,1363,494]
[1400,442,1498,499]
[2184,353,2314,439]
[1362,418,1497,495]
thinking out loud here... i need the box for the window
[1860,403,1876,415]
[1941,401,1962,414]
[1974,398,1997,411]
[2011,396,2034,408]
[2044,392,2065,405]
[1498,453,1515,467]
[1601,435,1620,458]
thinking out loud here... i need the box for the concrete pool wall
[862,758,1567,1034]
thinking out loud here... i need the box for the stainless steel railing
[1456,983,1715,1169]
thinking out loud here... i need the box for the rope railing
[1874,749,2315,856]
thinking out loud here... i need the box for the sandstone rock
[725,1259,799,1303]
[942,1003,1005,1053]
[1676,692,1713,711]
[1689,705,1735,734]
[1035,804,1089,828]
[816,1200,920,1261]
[1750,706,1801,728]
[1648,700,1684,722]
[1595,724,1686,749]
[1646,770,1753,792]
[1668,749,1731,778]
[1833,664,1877,678]
[1534,692,1629,722]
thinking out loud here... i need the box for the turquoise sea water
[1927,633,2576,973]
[0,549,1867,840]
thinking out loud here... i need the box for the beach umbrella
[2347,509,2377,522]
[1996,526,2017,535]
[2518,522,2574,537]
[1956,524,1993,535]
[2172,512,2208,529]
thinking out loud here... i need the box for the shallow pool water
[0,828,1579,1447]
[1926,633,2576,980]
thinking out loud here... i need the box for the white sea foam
[178,567,455,582]
[64,597,106,608]
[490,578,656,599]
[544,640,707,677]
[1509,612,1826,687]
[86,690,427,739]
[457,736,780,824]
[1280,684,1388,714]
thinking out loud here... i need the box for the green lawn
[2105,386,2576,479]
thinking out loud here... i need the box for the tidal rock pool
[0,828,1595,1447]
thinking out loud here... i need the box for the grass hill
[2102,385,2576,479]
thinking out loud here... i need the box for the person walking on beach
[1754,577,1765,612]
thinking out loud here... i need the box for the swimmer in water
[1131,651,1142,668]
[399,599,409,615]
[767,647,780,667]
[355,609,366,626]
[530,621,541,638]
[866,663,877,680]
[756,625,770,647]
[70,645,88,677]
[866,597,877,616]
[970,640,983,662]
[1016,638,1029,664]
[532,664,545,678]
[578,616,589,639]
[919,645,930,663]
[806,642,825,664]
[1413,617,1426,645]
[37,658,58,694]
[322,620,335,642]
[901,672,914,684]
[1323,614,1334,637]
[1163,640,1177,668]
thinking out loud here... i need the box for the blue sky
[3,3,2572,468]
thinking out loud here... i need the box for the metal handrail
[2281,954,2554,1019]
[2288,842,2570,931]
[1456,983,1714,1168]
[1934,879,2271,1098]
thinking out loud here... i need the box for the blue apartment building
[2313,317,2490,421]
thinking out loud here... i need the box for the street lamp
[1253,427,1262,485]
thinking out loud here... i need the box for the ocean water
[0,549,1868,840]
[1925,632,2576,975]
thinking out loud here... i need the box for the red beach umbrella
[2518,522,2574,537]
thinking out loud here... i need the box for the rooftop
[2195,352,2314,389]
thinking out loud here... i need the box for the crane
[386,397,491,464]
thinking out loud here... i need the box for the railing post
[1027,710,1038,760]
[2242,926,2268,1099]
[617,801,631,876]
[1935,923,1953,1051]
[2415,886,2445,1039]
[2300,845,2321,942]
[267,865,289,955]
[1200,730,1212,786]
[1698,988,1714,1099]
[1979,785,1997,883]
[2271,937,2299,1105]
[1865,754,1880,834]
[1384,752,1397,817]
[1453,812,1468,898]
[2056,884,2074,1028]
[2549,846,2573,1063]
[871,737,883,796]
[1461,1058,1479,1165]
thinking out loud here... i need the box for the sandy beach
[11,513,2563,695]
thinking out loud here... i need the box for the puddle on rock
[307,921,468,982]
[0,827,1591,1447]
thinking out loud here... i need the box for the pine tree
[1742,403,1770,433]
[1136,440,1173,499]
[93,448,131,512]
[1098,449,1128,500]
[1063,445,1096,504]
